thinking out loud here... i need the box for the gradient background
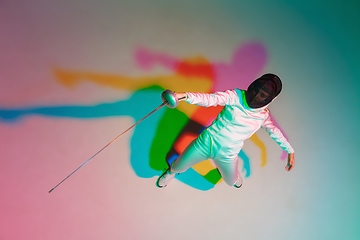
[1,0,359,239]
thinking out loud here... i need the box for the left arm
[262,113,295,171]
[286,152,295,171]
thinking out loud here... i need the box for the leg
[156,134,211,188]
[171,133,211,173]
[213,155,242,187]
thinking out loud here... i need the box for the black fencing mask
[245,73,282,108]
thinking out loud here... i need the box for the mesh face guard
[245,74,282,108]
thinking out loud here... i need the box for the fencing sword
[49,90,182,193]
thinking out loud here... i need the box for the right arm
[176,90,240,107]
[175,92,188,101]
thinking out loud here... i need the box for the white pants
[171,130,241,186]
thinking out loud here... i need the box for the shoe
[156,167,176,188]
[233,175,243,188]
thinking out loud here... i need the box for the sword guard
[161,90,179,108]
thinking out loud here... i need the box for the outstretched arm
[175,90,240,107]
[175,92,188,101]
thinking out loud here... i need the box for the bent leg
[171,137,210,173]
[213,156,240,186]
[156,137,210,188]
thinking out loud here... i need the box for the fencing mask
[245,73,282,108]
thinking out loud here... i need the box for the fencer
[156,73,295,188]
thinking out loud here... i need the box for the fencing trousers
[170,130,241,186]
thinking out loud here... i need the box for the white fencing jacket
[185,89,294,160]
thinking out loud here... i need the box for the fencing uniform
[157,73,294,188]
[171,89,294,186]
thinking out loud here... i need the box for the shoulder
[233,88,243,96]
[261,108,271,121]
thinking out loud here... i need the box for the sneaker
[156,168,176,188]
[233,175,243,188]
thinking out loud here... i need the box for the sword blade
[49,101,167,193]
